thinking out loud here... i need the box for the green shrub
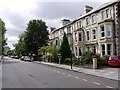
[73,58,81,66]
[65,58,71,65]
[93,54,109,67]
[101,55,109,66]
[81,51,94,64]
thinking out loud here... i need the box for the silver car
[24,56,32,62]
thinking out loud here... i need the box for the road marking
[83,79,88,81]
[74,77,79,79]
[109,71,114,73]
[106,86,114,88]
[67,74,72,77]
[62,73,66,75]
[92,82,101,85]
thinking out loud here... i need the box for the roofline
[51,0,119,33]
[77,0,119,20]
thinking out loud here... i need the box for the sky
[0,0,110,49]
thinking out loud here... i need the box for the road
[2,57,119,88]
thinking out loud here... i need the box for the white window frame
[75,32,77,42]
[86,17,89,26]
[86,31,90,41]
[78,32,83,41]
[79,20,82,28]
[107,44,112,55]
[106,24,112,37]
[75,47,78,56]
[92,46,96,54]
[92,29,96,40]
[106,9,110,19]
[79,47,82,56]
[100,25,105,38]
[101,44,105,56]
[91,15,96,24]
[77,21,80,29]
[101,11,106,20]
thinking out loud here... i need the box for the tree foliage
[0,19,7,54]
[14,32,28,56]
[24,19,49,55]
[39,45,59,62]
[59,33,71,63]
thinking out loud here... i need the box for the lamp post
[70,50,72,69]
[0,20,2,55]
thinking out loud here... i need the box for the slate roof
[51,0,119,33]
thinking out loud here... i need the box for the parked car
[24,56,32,62]
[20,56,25,60]
[108,55,120,67]
[0,55,3,61]
[11,55,15,58]
[15,56,19,59]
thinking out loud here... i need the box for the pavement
[34,61,120,81]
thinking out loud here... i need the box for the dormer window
[101,11,105,20]
[106,9,110,18]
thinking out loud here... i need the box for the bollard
[93,58,97,69]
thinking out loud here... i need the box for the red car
[108,55,120,67]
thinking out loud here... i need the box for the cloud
[0,0,106,49]
[33,2,103,20]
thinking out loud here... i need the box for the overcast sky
[0,0,110,49]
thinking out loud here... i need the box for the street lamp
[70,50,72,69]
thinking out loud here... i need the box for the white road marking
[106,86,114,88]
[67,74,72,77]
[62,73,66,75]
[74,77,80,79]
[109,72,114,73]
[92,82,101,85]
[83,79,88,81]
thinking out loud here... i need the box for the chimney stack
[50,27,56,32]
[60,19,70,27]
[84,5,93,14]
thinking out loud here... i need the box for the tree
[39,45,59,62]
[14,32,28,56]
[59,32,71,63]
[0,19,7,55]
[24,19,49,55]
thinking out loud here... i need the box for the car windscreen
[109,56,120,60]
